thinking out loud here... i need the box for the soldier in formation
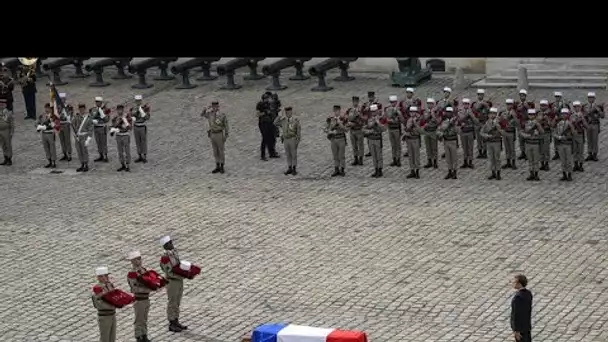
[201,101,229,174]
[346,96,365,165]
[421,98,440,169]
[500,99,518,170]
[92,97,110,162]
[127,251,153,342]
[584,92,604,161]
[72,103,93,172]
[570,101,588,172]
[17,63,37,120]
[515,89,535,160]
[0,99,14,166]
[363,104,386,177]
[521,109,544,181]
[91,266,118,342]
[554,108,576,181]
[0,66,14,111]
[362,91,382,157]
[457,99,478,169]
[131,95,150,163]
[472,89,491,159]
[159,236,189,333]
[480,107,503,180]
[57,93,73,162]
[110,105,132,172]
[256,92,281,160]
[550,91,569,160]
[326,105,348,177]
[437,107,458,179]
[36,103,59,168]
[385,95,403,167]
[403,106,422,179]
[274,106,301,175]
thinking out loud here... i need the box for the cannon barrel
[112,57,133,67]
[216,57,265,76]
[170,57,221,74]
[85,58,122,72]
[0,58,20,69]
[309,58,358,76]
[42,58,76,71]
[262,58,301,76]
[128,57,178,74]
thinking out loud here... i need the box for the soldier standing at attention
[421,98,441,169]
[72,104,94,172]
[17,63,37,120]
[537,100,553,171]
[515,89,535,160]
[361,91,382,157]
[500,99,519,170]
[0,67,14,111]
[92,97,110,162]
[583,92,604,161]
[550,91,570,160]
[570,101,589,172]
[159,236,189,333]
[274,106,301,175]
[521,109,544,181]
[385,95,404,167]
[403,106,422,179]
[127,251,153,342]
[36,103,59,168]
[201,101,229,174]
[109,105,132,172]
[480,108,503,180]
[0,99,14,166]
[91,266,118,342]
[346,96,365,165]
[472,89,492,159]
[57,93,73,162]
[363,104,387,178]
[325,105,348,177]
[554,108,576,181]
[437,107,459,179]
[457,99,478,169]
[398,87,422,118]
[132,95,150,163]
[436,87,458,159]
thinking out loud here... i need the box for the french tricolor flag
[253,323,368,342]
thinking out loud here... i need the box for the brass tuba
[18,57,38,78]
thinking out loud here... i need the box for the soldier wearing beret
[274,106,301,175]
[0,99,15,166]
[201,101,229,174]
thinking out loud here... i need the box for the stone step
[499,69,608,76]
[472,80,606,89]
[484,75,607,84]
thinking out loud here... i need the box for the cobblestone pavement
[0,65,607,342]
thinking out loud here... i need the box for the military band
[36,103,59,168]
[0,99,14,165]
[346,96,365,165]
[480,108,503,180]
[554,108,575,181]
[458,99,478,168]
[363,104,387,177]
[403,106,422,179]
[500,99,518,170]
[201,101,229,174]
[92,97,110,162]
[274,106,301,175]
[385,96,403,167]
[110,105,132,172]
[131,95,150,163]
[326,105,348,177]
[73,104,93,172]
[421,98,440,169]
[472,89,492,159]
[437,107,458,179]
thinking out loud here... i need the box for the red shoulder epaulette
[92,285,103,294]
[160,256,170,264]
[127,271,138,279]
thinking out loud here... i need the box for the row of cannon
[0,57,362,92]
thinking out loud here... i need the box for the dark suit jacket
[511,288,533,332]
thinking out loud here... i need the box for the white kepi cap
[389,95,398,102]
[443,87,452,93]
[519,89,527,95]
[489,107,498,113]
[369,104,378,111]
[572,101,581,106]
[445,107,454,112]
[59,92,67,98]
[462,98,471,104]
[477,89,485,94]
[159,236,171,246]
[410,106,419,112]
[405,87,414,93]
[134,95,143,100]
[540,100,549,105]
[554,92,563,97]
[527,109,536,114]
[506,99,514,104]
[588,92,596,97]
[426,98,435,103]
[95,266,109,276]
[127,251,141,260]
[561,108,570,113]
[95,96,103,102]
[179,261,192,271]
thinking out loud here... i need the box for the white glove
[36,125,46,131]
[141,113,146,118]
[85,137,91,146]
[92,120,99,125]
[110,128,119,134]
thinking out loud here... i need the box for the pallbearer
[91,267,134,342]
[583,92,604,161]
[131,95,151,163]
[385,95,404,167]
[92,97,110,162]
[480,108,503,180]
[0,99,14,166]
[274,106,301,175]
[500,99,518,170]
[437,107,458,179]
[201,101,229,174]
[553,108,576,181]
[72,104,94,172]
[110,105,132,172]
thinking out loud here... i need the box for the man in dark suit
[511,274,533,342]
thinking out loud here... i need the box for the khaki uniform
[127,267,152,339]
[91,107,110,158]
[363,116,387,171]
[554,120,575,174]
[37,115,58,162]
[132,105,150,157]
[346,106,365,161]
[583,102,604,157]
[571,113,587,166]
[538,110,552,165]
[385,106,403,162]
[422,108,440,166]
[457,110,478,166]
[551,100,570,158]
[438,118,459,175]
[72,113,94,165]
[275,115,301,168]
[91,282,117,342]
[472,100,491,156]
[326,116,348,169]
[500,109,518,165]
[522,120,544,173]
[515,101,532,158]
[480,119,502,172]
[58,107,73,158]
[403,116,422,175]
[204,110,229,165]
[362,101,382,155]
[0,109,15,159]
[160,249,185,322]
[111,115,132,166]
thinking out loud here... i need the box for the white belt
[43,130,54,134]
[78,132,89,136]
[134,123,147,127]
[116,132,130,136]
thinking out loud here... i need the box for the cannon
[216,57,266,90]
[390,57,432,87]
[262,58,312,91]
[85,58,133,87]
[111,58,133,80]
[0,58,21,78]
[195,57,221,81]
[42,57,81,85]
[170,58,222,89]
[128,57,179,89]
[289,57,312,81]
[70,57,91,79]
[308,58,358,92]
[36,57,48,78]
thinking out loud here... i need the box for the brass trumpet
[17,57,37,86]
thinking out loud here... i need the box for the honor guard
[17,63,37,120]
[457,99,479,169]
[480,108,503,180]
[570,101,589,172]
[437,107,459,179]
[92,97,110,162]
[159,236,189,332]
[0,99,14,166]
[361,91,382,157]
[550,92,570,160]
[326,105,348,177]
[36,103,60,168]
[362,104,387,177]
[554,108,576,181]
[421,98,441,169]
[57,93,73,161]
[437,87,458,159]
[499,99,519,170]
[537,100,553,171]
[201,101,229,174]
[472,89,492,159]
[403,106,422,179]
[0,67,14,111]
[274,106,301,175]
[73,104,93,172]
[131,95,150,163]
[521,109,544,181]
[385,95,404,167]
[346,96,365,165]
[110,105,132,172]
[91,267,118,342]
[399,88,422,116]
[583,92,604,161]
[127,251,153,342]
[515,89,535,160]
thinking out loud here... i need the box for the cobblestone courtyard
[0,66,607,342]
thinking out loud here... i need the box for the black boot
[585,153,593,161]
[592,153,599,161]
[176,320,188,330]
[540,162,548,171]
[476,150,483,159]
[136,336,144,342]
[390,158,397,167]
[142,154,148,163]
[460,161,468,169]
[567,172,573,181]
[488,171,496,180]
[511,159,517,170]
[468,160,474,169]
[168,320,183,332]
[211,163,220,173]
[83,163,90,172]
[441,152,445,159]
[291,166,297,175]
[396,158,402,167]
[331,167,340,177]
[284,167,293,175]
[339,167,345,176]
[377,168,383,177]
[544,162,550,171]
[552,152,560,160]
[496,171,501,180]
[44,159,53,168]
[433,159,438,168]
[94,154,104,162]
[444,170,453,179]
[135,154,143,163]
[103,155,109,162]
[365,152,371,157]
[5,157,12,166]
[76,163,84,172]
[371,168,378,178]
[423,159,432,168]
[261,154,268,161]
[482,150,488,159]
[518,152,527,160]
[125,164,130,172]
[415,169,420,179]
[579,163,584,172]
[406,170,416,178]
[451,169,458,179]
[143,335,152,342]
[117,163,126,172]
[51,161,57,168]
[0,156,7,165]
[219,163,225,174]
[526,171,534,181]
[351,158,359,166]
[560,171,568,181]
[67,154,72,162]
[60,153,68,161]
[534,171,540,181]
[270,152,280,158]
[501,160,512,169]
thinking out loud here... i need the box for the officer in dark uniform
[18,65,37,120]
[256,92,281,160]
[0,67,15,112]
